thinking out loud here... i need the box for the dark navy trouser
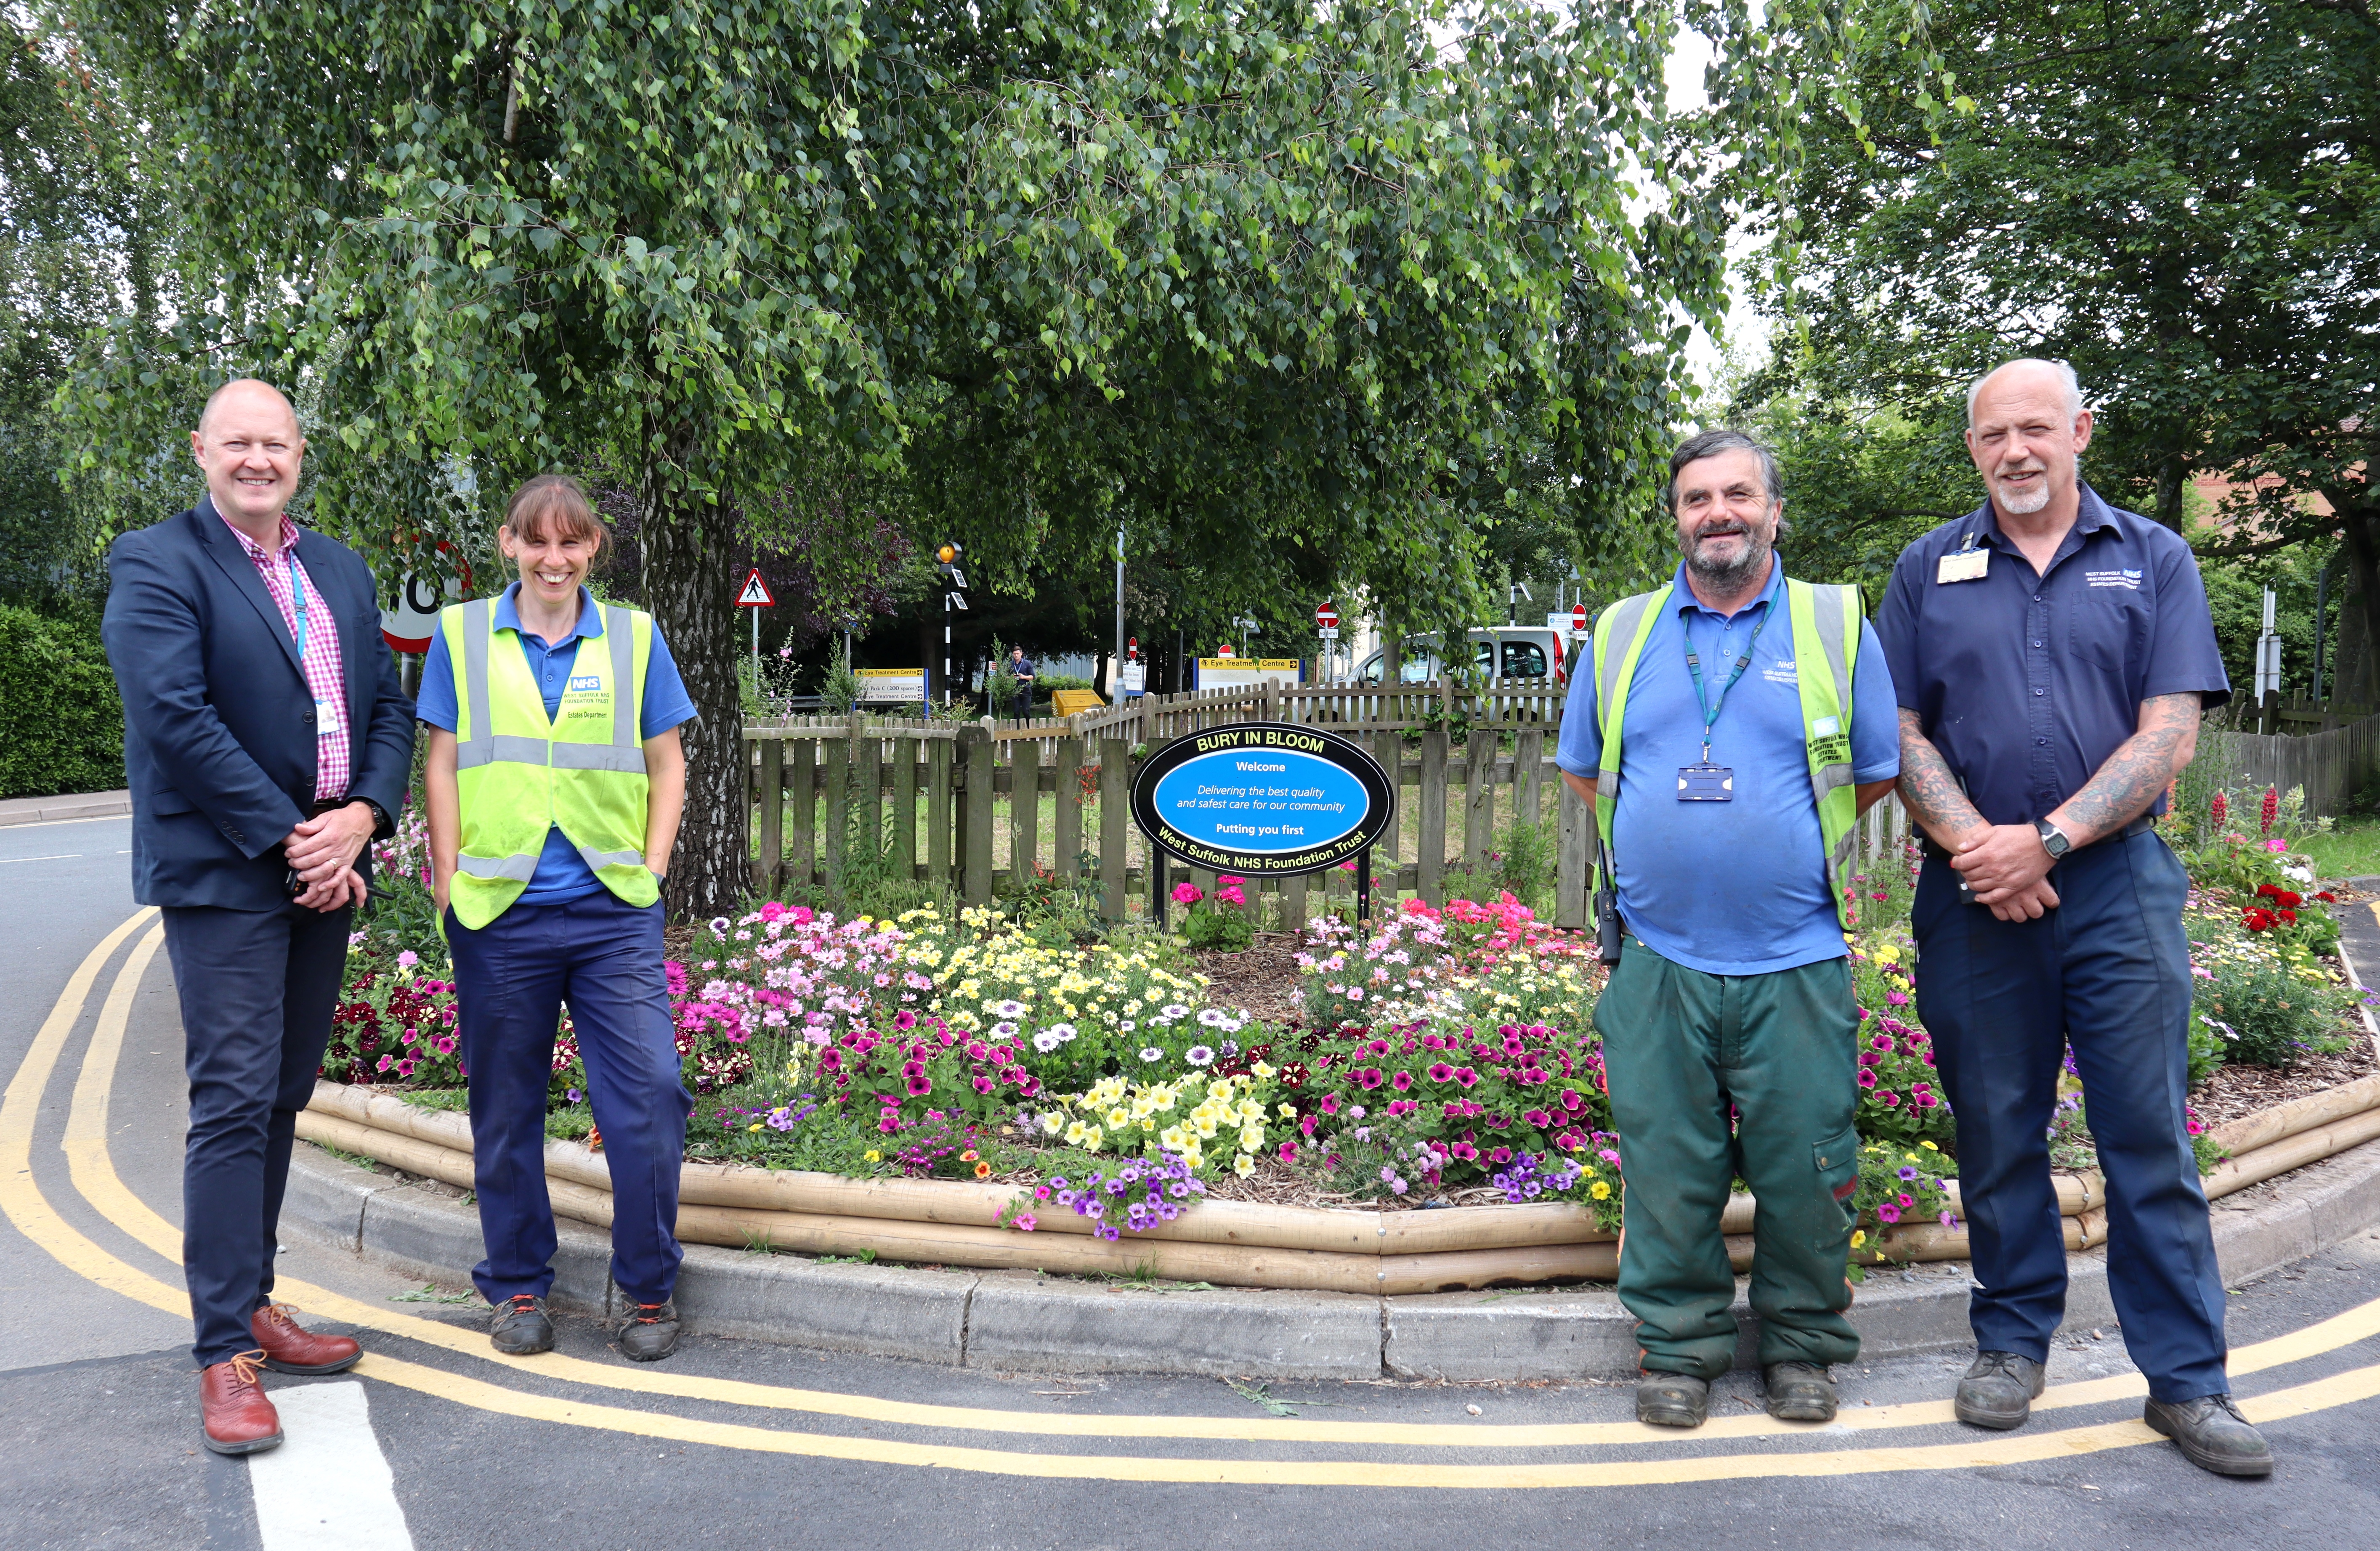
[448,889,691,1307]
[162,901,352,1367]
[1912,829,2229,1403]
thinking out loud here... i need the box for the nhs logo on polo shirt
[1761,658,1798,685]
[2087,568,2144,589]
[568,673,604,692]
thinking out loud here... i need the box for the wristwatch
[355,797,393,836]
[2034,818,2073,860]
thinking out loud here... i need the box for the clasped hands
[283,801,376,912]
[1945,822,2061,921]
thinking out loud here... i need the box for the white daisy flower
[1047,1023,1077,1043]
[1139,1047,1165,1062]
[1185,1045,1214,1066]
[1033,1030,1064,1053]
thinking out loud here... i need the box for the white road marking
[0,854,79,863]
[247,1381,415,1551]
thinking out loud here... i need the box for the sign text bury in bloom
[1129,723,1394,876]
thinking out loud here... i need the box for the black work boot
[1954,1350,2045,1429]
[620,1301,682,1363]
[489,1294,553,1356]
[1764,1362,1838,1422]
[2144,1393,2274,1477]
[1635,1371,1710,1429]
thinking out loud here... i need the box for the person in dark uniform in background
[1876,358,2268,1477]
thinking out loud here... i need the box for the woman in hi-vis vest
[420,474,699,1363]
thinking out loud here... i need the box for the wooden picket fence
[744,695,1923,931]
[2200,712,2380,818]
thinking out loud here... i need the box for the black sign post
[1129,721,1395,930]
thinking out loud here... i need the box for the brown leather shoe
[251,1303,363,1375]
[199,1351,282,1456]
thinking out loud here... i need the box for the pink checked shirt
[223,512,350,802]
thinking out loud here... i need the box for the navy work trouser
[448,889,692,1307]
[162,901,352,1368]
[1912,829,2229,1403]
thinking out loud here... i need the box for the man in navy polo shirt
[1558,429,1900,1428]
[1877,358,2266,1476]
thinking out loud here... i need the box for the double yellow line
[8,910,2379,1485]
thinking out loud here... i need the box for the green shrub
[2195,942,2354,1069]
[0,607,124,797]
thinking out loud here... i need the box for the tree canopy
[1733,0,2379,618]
[56,0,1852,910]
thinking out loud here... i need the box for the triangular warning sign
[736,568,776,607]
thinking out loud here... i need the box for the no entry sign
[1316,603,1339,630]
[1130,722,1393,877]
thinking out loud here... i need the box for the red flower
[2211,790,2229,826]
[2279,908,2298,925]
[2260,786,2279,834]
[2242,907,2278,932]
[2317,891,2338,903]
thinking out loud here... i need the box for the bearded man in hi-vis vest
[420,474,698,1363]
[1554,430,1902,1428]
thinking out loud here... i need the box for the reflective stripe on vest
[1589,576,1865,930]
[446,598,658,930]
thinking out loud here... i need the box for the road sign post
[736,568,776,696]
[936,543,966,705]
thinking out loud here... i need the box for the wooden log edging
[297,1071,2380,1295]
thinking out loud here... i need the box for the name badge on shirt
[1936,548,1990,584]
[316,698,340,734]
[1677,763,1733,801]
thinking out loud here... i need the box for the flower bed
[313,781,2380,1289]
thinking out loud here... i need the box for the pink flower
[2264,838,2288,854]
[1858,1069,1878,1089]
[1173,882,1204,904]
[1278,1142,1298,1163]
[1428,1062,1456,1082]
[1877,1202,1902,1224]
[1390,1071,1414,1091]
[1013,1214,1038,1232]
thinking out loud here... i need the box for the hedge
[0,608,125,798]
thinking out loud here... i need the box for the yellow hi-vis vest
[444,596,659,930]
[1589,576,1865,930]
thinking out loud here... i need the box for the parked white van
[1355,626,1577,689]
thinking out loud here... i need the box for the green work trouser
[1593,938,1863,1377]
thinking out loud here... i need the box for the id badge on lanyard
[1937,533,1989,583]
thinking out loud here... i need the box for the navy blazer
[102,496,417,909]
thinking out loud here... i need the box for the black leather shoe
[1636,1372,1710,1428]
[1764,1361,1838,1422]
[1955,1350,2045,1429]
[489,1294,554,1356]
[620,1301,681,1363]
[2144,1393,2273,1477]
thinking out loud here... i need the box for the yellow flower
[1232,1153,1256,1177]
[1919,1140,1939,1151]
[748,1123,764,1132]
[1851,1229,1867,1248]
[1590,1181,1611,1199]
[864,1149,882,1163]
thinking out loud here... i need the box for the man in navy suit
[101,379,415,1456]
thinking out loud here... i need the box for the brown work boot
[250,1303,363,1376]
[199,1351,282,1456]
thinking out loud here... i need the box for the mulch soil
[2189,1033,2376,1130]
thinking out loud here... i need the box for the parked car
[1355,626,1575,688]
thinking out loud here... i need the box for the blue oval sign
[1129,723,1394,876]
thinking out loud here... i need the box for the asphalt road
[3,820,2377,1551]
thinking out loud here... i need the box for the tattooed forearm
[1897,708,1989,846]
[2050,693,2202,846]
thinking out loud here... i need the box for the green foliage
[2194,941,2355,1071]
[1737,0,2380,593]
[0,607,124,796]
[816,636,861,716]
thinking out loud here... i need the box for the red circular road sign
[1316,603,1339,629]
[1570,602,1588,632]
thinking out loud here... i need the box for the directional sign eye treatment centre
[1129,723,1394,876]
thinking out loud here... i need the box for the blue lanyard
[286,549,308,658]
[1681,603,1772,763]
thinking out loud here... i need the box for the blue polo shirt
[417,584,699,906]
[1555,562,1900,976]
[1873,487,2229,827]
